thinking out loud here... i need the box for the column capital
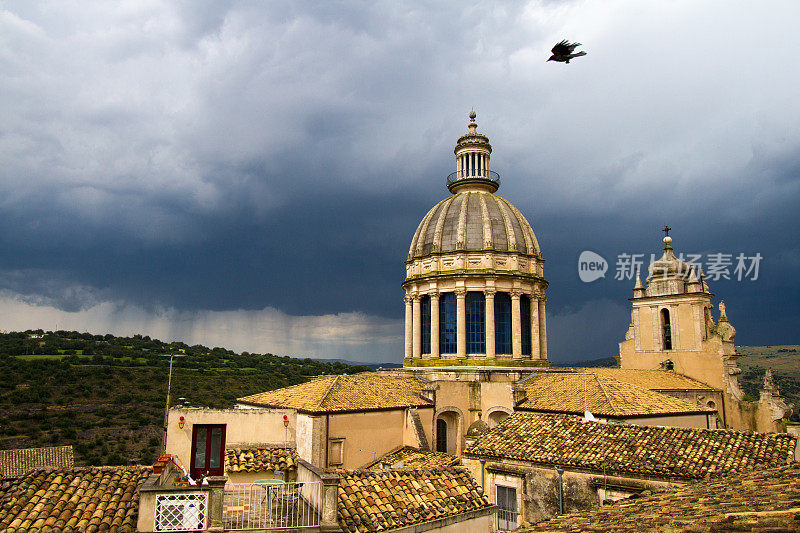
[404,295,414,304]
[455,289,467,298]
[484,289,496,297]
[510,290,522,299]
[428,290,440,299]
[411,294,422,301]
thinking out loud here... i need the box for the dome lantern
[448,111,499,194]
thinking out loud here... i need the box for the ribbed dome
[408,190,540,260]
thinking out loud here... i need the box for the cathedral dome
[407,190,540,260]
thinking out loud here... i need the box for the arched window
[436,418,447,453]
[466,292,486,354]
[440,293,457,354]
[521,295,532,356]
[661,308,672,350]
[495,292,512,355]
[421,295,431,354]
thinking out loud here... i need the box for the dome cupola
[402,112,548,369]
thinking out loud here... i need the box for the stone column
[412,295,422,360]
[430,292,440,359]
[485,289,496,359]
[539,298,547,360]
[404,295,413,360]
[205,476,228,533]
[511,291,522,359]
[456,289,467,358]
[530,294,541,360]
[319,472,340,532]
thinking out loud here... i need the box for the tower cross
[662,225,671,238]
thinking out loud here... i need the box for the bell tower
[619,230,738,391]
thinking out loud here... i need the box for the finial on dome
[467,109,478,134]
[662,225,673,250]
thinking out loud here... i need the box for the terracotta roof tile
[465,413,796,480]
[225,446,297,473]
[337,468,491,533]
[0,446,74,479]
[238,373,433,413]
[522,463,800,532]
[587,369,716,391]
[517,372,713,417]
[0,466,150,532]
[365,446,459,471]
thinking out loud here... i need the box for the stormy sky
[1,1,798,363]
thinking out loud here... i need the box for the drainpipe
[479,458,486,491]
[556,467,564,516]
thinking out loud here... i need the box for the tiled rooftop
[238,373,433,414]
[0,446,74,479]
[0,466,150,532]
[517,372,713,418]
[364,446,459,471]
[522,463,800,532]
[586,368,716,390]
[465,412,796,480]
[337,468,492,533]
[225,446,297,473]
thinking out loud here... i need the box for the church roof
[587,368,717,391]
[237,373,433,414]
[520,463,800,532]
[465,413,796,480]
[407,191,541,260]
[0,466,150,532]
[363,446,459,471]
[337,468,492,533]
[516,372,714,418]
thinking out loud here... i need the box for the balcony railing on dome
[447,170,500,187]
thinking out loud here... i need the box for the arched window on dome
[421,295,431,355]
[521,295,532,356]
[440,293,457,354]
[495,292,512,355]
[466,292,486,354]
[661,308,672,350]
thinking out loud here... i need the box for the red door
[190,424,226,478]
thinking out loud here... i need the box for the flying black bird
[548,40,587,63]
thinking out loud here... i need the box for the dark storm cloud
[0,1,799,361]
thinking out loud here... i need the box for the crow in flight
[548,40,586,63]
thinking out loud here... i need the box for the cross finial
[662,225,671,238]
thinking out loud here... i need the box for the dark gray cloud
[0,1,798,361]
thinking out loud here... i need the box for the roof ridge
[319,374,342,409]
[593,374,619,415]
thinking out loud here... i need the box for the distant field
[736,345,800,372]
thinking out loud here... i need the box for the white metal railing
[223,482,321,530]
[154,492,208,532]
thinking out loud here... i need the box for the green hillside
[0,330,370,467]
